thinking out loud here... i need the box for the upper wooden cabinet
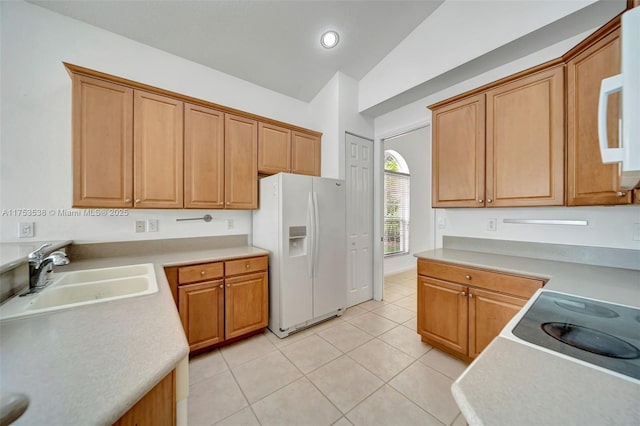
[566,23,633,206]
[485,65,564,207]
[66,63,322,210]
[258,122,291,174]
[258,124,321,177]
[133,91,184,208]
[431,64,564,208]
[225,114,258,209]
[292,131,321,176]
[72,75,133,208]
[432,94,485,207]
[184,103,225,208]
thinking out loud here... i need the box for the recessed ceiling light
[321,30,339,49]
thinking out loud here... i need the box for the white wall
[374,22,640,252]
[309,73,340,179]
[383,126,432,275]
[0,1,329,243]
[359,0,597,112]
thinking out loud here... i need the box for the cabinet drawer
[418,259,544,299]
[225,256,268,276]
[178,262,224,284]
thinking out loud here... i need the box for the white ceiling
[29,0,444,102]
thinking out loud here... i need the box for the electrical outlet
[19,222,35,238]
[147,219,159,232]
[633,223,640,241]
[437,217,446,230]
[135,220,146,233]
[487,218,497,232]
[227,219,234,230]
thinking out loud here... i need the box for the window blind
[384,170,410,256]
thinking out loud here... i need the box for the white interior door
[346,133,374,307]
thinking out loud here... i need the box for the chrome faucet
[26,244,70,292]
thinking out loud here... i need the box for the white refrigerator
[252,173,346,338]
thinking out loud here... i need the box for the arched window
[384,150,410,256]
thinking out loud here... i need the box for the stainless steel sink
[0,264,158,320]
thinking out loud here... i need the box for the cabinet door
[291,131,321,176]
[225,114,258,209]
[258,122,291,174]
[178,280,225,352]
[417,276,468,355]
[184,104,225,208]
[567,27,632,206]
[134,90,184,208]
[72,75,133,208]
[485,65,564,207]
[468,288,526,358]
[114,370,175,426]
[225,272,268,340]
[432,94,485,207]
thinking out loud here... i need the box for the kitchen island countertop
[415,248,640,426]
[0,243,268,425]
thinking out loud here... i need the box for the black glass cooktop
[512,291,640,380]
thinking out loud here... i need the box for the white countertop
[0,244,268,425]
[415,248,640,426]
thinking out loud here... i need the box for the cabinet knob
[227,284,231,288]
[469,293,474,298]
[487,199,493,203]
[461,291,466,296]
[245,263,250,269]
[135,199,141,203]
[200,271,206,276]
[478,199,483,203]
[219,284,223,289]
[615,191,626,197]
[125,198,131,203]
[219,201,224,205]
[226,202,230,205]
[465,274,471,280]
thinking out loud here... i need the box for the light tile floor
[188,269,469,426]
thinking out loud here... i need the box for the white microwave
[598,6,640,189]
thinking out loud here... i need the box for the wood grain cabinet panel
[485,65,565,207]
[566,25,633,206]
[418,276,468,355]
[417,259,544,361]
[134,91,184,208]
[113,370,175,426]
[292,131,321,176]
[432,94,485,207]
[172,255,269,354]
[178,280,225,351]
[72,74,133,208]
[258,122,291,174]
[184,104,225,208]
[224,272,268,340]
[225,114,258,209]
[468,288,527,358]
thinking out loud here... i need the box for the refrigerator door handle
[312,192,320,278]
[307,192,314,278]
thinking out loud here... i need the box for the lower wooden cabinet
[417,259,544,361]
[417,276,468,355]
[166,255,269,353]
[114,370,175,426]
[178,280,225,351]
[468,288,527,358]
[225,272,268,340]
